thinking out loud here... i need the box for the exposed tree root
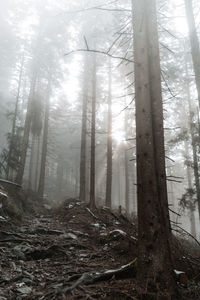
[44,258,137,298]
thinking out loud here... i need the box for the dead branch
[115,97,135,116]
[60,0,120,14]
[167,175,184,180]
[172,224,200,247]
[161,71,178,99]
[86,207,98,219]
[165,156,175,163]
[65,49,133,63]
[166,179,182,183]
[0,179,21,188]
[169,208,181,217]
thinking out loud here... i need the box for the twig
[86,207,98,219]
[83,36,89,50]
[167,175,184,179]
[166,179,182,183]
[165,156,175,163]
[115,97,135,116]
[169,208,181,217]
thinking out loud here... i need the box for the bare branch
[172,224,200,247]
[169,208,181,217]
[166,179,182,183]
[115,97,135,116]
[65,49,134,63]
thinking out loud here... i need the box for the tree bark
[34,135,40,191]
[132,0,176,294]
[184,0,200,108]
[7,57,24,180]
[124,98,130,213]
[79,54,89,202]
[38,80,51,198]
[184,55,200,224]
[184,140,197,237]
[16,74,37,185]
[28,134,36,190]
[105,61,112,208]
[56,155,64,199]
[89,54,97,209]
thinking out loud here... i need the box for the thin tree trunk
[56,155,64,199]
[7,57,24,180]
[89,54,97,209]
[184,140,197,237]
[79,55,89,202]
[75,159,79,198]
[184,48,200,223]
[184,0,200,108]
[34,135,40,191]
[105,61,112,208]
[124,97,130,213]
[16,74,37,185]
[28,134,36,190]
[38,80,51,198]
[185,57,200,224]
[124,143,130,213]
[132,0,176,294]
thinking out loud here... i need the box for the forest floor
[0,198,200,299]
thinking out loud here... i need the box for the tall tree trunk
[56,155,64,199]
[38,80,51,198]
[16,74,37,185]
[28,134,36,190]
[79,55,89,202]
[75,159,79,198]
[185,57,200,224]
[105,61,112,208]
[184,49,200,224]
[34,135,40,191]
[7,57,24,180]
[89,54,97,209]
[184,140,197,237]
[124,143,130,213]
[132,0,176,294]
[124,97,130,213]
[184,0,200,108]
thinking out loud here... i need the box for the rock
[43,204,52,210]
[11,245,31,260]
[16,286,32,295]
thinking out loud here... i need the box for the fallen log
[0,179,21,188]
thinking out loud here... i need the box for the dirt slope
[0,199,199,299]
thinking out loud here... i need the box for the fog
[0,0,200,239]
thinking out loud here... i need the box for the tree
[89,54,97,209]
[184,0,200,108]
[79,54,89,202]
[132,0,177,295]
[38,78,51,198]
[6,56,24,180]
[184,52,200,224]
[28,93,43,190]
[15,74,37,185]
[105,61,112,208]
[124,106,130,213]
